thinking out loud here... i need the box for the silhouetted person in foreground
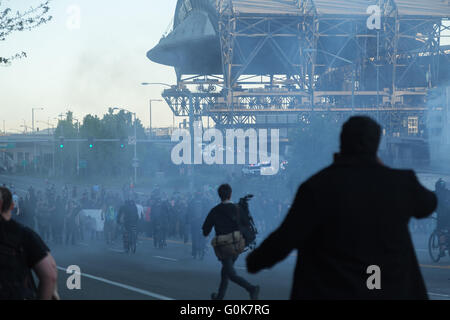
[246,116,437,300]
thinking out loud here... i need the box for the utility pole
[376,30,380,122]
[74,118,80,177]
[134,112,137,185]
[189,93,195,189]
[32,107,44,173]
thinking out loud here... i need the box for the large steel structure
[148,0,450,144]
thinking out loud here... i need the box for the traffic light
[59,137,64,149]
[88,137,94,149]
[119,138,126,150]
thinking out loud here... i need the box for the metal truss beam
[161,1,449,141]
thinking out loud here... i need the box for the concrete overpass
[0,132,174,174]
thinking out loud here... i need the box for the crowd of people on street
[1,169,438,259]
[0,180,293,259]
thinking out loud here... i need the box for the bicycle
[428,227,449,263]
[123,225,137,254]
[153,223,167,249]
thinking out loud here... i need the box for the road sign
[132,158,139,168]
[0,143,15,149]
[128,136,136,145]
[79,160,87,169]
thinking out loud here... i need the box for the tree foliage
[53,109,171,183]
[0,0,52,64]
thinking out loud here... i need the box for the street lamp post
[142,82,172,134]
[142,82,195,187]
[74,118,80,177]
[32,107,44,173]
[37,119,56,176]
[149,99,163,137]
[32,107,44,134]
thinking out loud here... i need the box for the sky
[0,0,178,133]
[0,1,449,133]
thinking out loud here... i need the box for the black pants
[216,256,254,299]
[65,223,76,245]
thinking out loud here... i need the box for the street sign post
[132,157,139,168]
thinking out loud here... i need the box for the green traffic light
[89,144,93,148]
[60,144,64,148]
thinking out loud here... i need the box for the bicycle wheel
[429,230,441,263]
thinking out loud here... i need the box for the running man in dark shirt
[203,184,259,300]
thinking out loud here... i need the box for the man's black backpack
[0,221,37,300]
[236,195,258,249]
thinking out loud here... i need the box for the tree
[53,108,163,182]
[0,0,52,64]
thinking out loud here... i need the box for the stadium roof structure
[148,0,450,132]
[229,0,450,17]
[229,0,303,15]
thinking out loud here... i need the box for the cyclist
[435,179,450,257]
[117,200,139,253]
[152,193,169,249]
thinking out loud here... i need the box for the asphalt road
[52,236,296,300]
[1,173,450,300]
[49,233,450,300]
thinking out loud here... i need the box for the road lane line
[56,266,174,300]
[140,237,191,245]
[428,292,450,299]
[108,248,124,253]
[420,264,450,269]
[153,256,178,262]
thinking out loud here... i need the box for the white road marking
[153,256,178,262]
[108,248,124,253]
[428,292,450,299]
[57,266,174,300]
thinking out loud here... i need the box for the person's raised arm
[202,210,214,237]
[246,183,318,273]
[408,171,437,219]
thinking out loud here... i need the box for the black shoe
[250,285,260,300]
